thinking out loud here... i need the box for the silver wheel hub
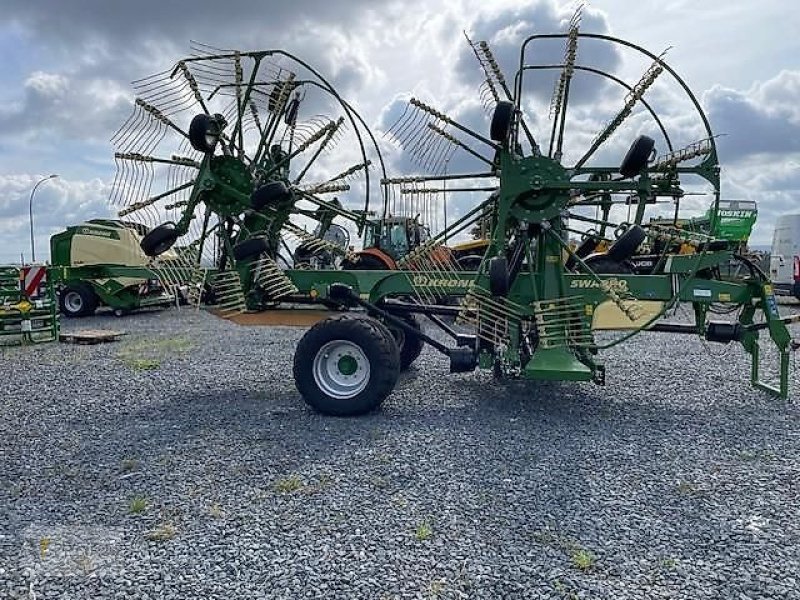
[64,291,83,313]
[312,340,370,399]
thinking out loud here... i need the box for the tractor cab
[363,217,430,262]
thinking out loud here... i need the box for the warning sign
[21,266,47,298]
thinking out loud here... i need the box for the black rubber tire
[619,135,655,178]
[341,254,389,270]
[490,101,515,142]
[294,314,400,416]
[606,224,646,262]
[59,283,98,318]
[140,223,180,257]
[488,256,509,297]
[384,314,424,371]
[233,237,270,261]
[251,181,291,210]
[188,113,223,153]
[584,255,634,274]
[566,235,600,270]
[456,255,483,271]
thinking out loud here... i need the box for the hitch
[326,283,475,363]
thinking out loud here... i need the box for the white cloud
[0,0,797,260]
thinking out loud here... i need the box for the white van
[769,214,800,300]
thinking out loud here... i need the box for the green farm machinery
[0,265,59,345]
[110,42,384,316]
[49,220,186,317]
[115,27,798,414]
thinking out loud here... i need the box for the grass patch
[427,579,446,598]
[39,537,51,560]
[128,497,148,514]
[534,529,597,573]
[738,449,775,461]
[553,579,579,600]
[660,557,678,570]
[120,458,139,472]
[570,548,595,571]
[123,358,160,371]
[117,337,193,370]
[414,521,433,541]
[144,523,176,542]
[273,474,304,494]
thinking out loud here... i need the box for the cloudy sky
[0,0,797,262]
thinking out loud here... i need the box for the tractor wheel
[606,224,646,262]
[490,101,515,142]
[619,135,655,178]
[140,223,180,257]
[59,283,98,318]
[384,314,424,371]
[566,235,600,271]
[584,255,634,274]
[251,181,291,210]
[233,237,270,261]
[488,256,509,297]
[294,314,400,416]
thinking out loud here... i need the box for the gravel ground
[1,304,800,599]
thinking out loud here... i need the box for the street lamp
[29,174,58,263]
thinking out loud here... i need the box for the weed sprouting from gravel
[273,474,304,494]
[124,358,160,371]
[535,529,596,572]
[414,521,433,541]
[570,548,595,571]
[120,458,139,472]
[660,557,678,570]
[39,537,51,560]
[427,579,447,598]
[128,497,148,514]
[116,336,193,370]
[552,578,579,600]
[738,448,776,461]
[144,523,176,542]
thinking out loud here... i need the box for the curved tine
[384,101,411,138]
[388,105,425,146]
[112,105,148,151]
[574,50,669,169]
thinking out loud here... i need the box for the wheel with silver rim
[312,340,371,399]
[63,291,84,314]
[294,314,400,416]
[59,283,97,318]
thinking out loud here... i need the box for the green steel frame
[0,266,59,345]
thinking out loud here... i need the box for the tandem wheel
[294,314,400,416]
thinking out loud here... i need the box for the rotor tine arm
[574,51,668,170]
[135,99,189,140]
[117,180,195,217]
[173,61,210,115]
[428,124,494,166]
[548,15,580,161]
[409,98,500,151]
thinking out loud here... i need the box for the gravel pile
[1,305,799,599]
